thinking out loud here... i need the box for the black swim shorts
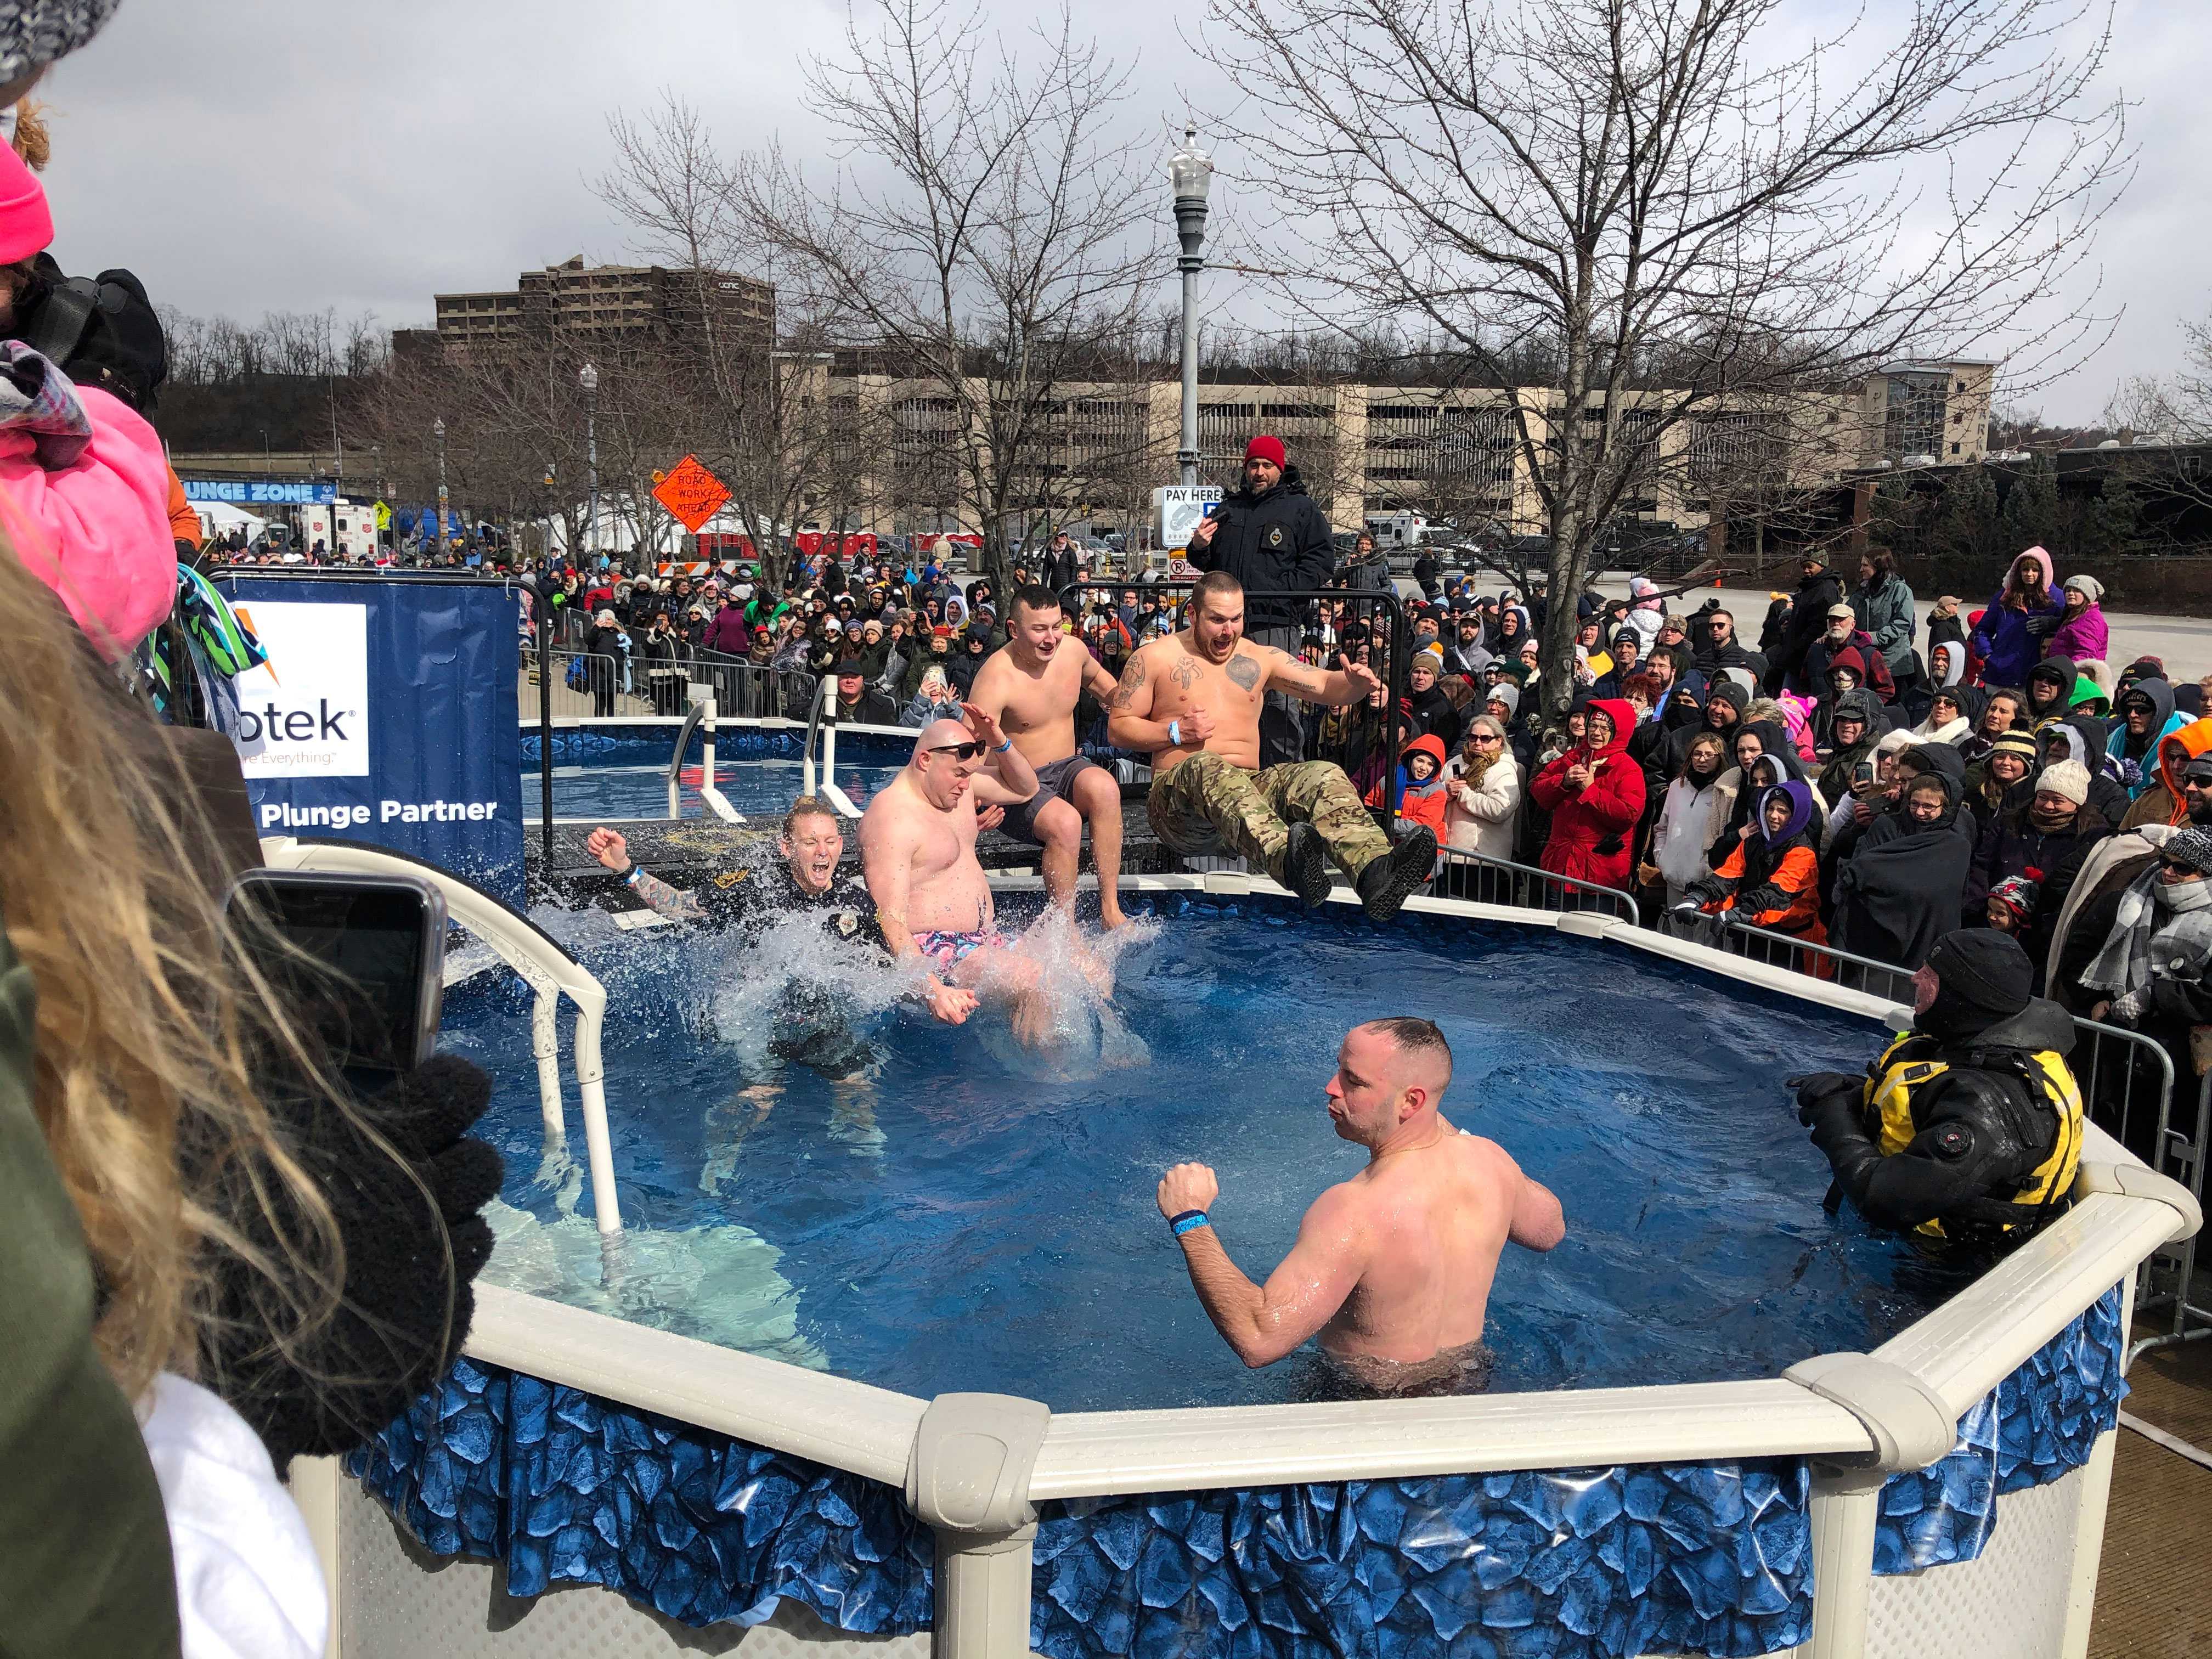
[1001,753,1104,847]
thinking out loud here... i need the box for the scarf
[2081,871,2212,1000]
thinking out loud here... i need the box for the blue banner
[215,575,526,904]
[185,479,340,506]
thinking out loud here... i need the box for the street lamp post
[432,417,447,561]
[579,362,600,568]
[1168,127,1215,489]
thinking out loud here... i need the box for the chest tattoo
[1226,654,1263,692]
[1170,656,1204,690]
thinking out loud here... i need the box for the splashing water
[706,910,926,1078]
[961,905,1160,1081]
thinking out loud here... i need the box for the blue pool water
[439,901,1967,1410]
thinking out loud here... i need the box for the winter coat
[1442,748,1523,860]
[1369,734,1452,838]
[2105,680,2188,801]
[1528,696,1646,889]
[1970,549,2064,688]
[1183,464,1335,628]
[6,384,177,662]
[1652,770,1724,893]
[1852,571,1916,676]
[2049,601,2108,666]
[1804,635,1895,703]
[1964,799,2112,944]
[701,607,750,655]
[2120,716,2212,831]
[1702,822,1826,942]
[1776,569,1844,689]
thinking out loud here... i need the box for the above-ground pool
[520,722,909,822]
[441,895,1972,1410]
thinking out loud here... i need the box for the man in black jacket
[1774,554,1843,693]
[831,661,900,725]
[1186,435,1338,766]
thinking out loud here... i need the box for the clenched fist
[1157,1161,1220,1220]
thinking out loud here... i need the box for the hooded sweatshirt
[2024,655,2079,728]
[1528,696,1645,888]
[2119,716,2212,832]
[1971,548,2065,688]
[1703,779,1825,940]
[2108,679,2190,800]
[1369,733,1451,836]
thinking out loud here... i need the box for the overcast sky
[36,0,2207,424]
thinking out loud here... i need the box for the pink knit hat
[0,141,51,263]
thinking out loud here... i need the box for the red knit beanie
[0,143,52,264]
[1244,434,1286,469]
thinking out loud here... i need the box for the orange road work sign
[651,455,732,533]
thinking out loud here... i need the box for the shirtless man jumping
[966,584,1129,928]
[1156,1018,1565,1393]
[859,704,1048,1031]
[1108,569,1437,922]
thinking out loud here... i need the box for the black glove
[1792,1071,1862,1128]
[205,1055,503,1472]
[1685,876,1726,909]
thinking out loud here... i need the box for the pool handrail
[258,834,624,1237]
[664,695,712,817]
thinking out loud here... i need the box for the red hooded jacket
[1528,697,1646,889]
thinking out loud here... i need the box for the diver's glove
[203,1055,503,1473]
[1791,1071,1863,1130]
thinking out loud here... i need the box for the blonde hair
[11,99,49,171]
[0,530,342,1401]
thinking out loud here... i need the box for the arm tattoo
[1170,654,1204,690]
[1225,653,1263,692]
[631,868,707,924]
[1110,652,1146,709]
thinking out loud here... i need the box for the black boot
[1279,821,1333,907]
[1354,827,1437,922]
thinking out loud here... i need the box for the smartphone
[226,870,448,1074]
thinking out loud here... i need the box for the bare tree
[1195,0,2126,713]
[734,0,1164,592]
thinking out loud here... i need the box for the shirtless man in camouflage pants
[1108,571,1437,922]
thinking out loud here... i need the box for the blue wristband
[1170,1209,1210,1237]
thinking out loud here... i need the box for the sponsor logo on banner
[229,602,371,777]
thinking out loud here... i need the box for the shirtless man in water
[966,585,1129,928]
[859,704,1048,1030]
[1108,569,1437,922]
[1156,1018,1564,1393]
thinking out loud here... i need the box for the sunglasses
[928,741,986,762]
[2161,859,2202,877]
[1469,733,1503,744]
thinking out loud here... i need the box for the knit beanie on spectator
[0,136,49,262]
[1991,730,2040,766]
[2166,826,2212,876]
[2064,574,2104,604]
[1988,874,2039,927]
[2036,760,2090,808]
[0,0,119,88]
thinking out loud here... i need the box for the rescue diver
[1788,929,2085,1244]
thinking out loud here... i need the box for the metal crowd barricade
[1430,846,1641,924]
[1710,915,1919,1004]
[1713,916,2207,1355]
[691,649,807,719]
[1057,578,1413,827]
[534,646,654,720]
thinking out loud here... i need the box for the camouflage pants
[1146,751,1392,883]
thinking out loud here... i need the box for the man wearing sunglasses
[860,703,1046,1030]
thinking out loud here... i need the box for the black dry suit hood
[1916,930,2073,1052]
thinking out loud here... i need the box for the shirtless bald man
[1108,570,1437,921]
[1156,1018,1564,1393]
[859,704,1047,1029]
[966,584,1128,928]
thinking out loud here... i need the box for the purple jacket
[2049,604,2108,665]
[702,608,751,654]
